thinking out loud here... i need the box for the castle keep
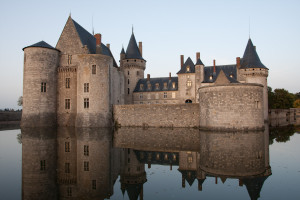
[22,16,268,130]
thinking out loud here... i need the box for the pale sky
[0,0,299,109]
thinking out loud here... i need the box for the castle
[21,16,268,129]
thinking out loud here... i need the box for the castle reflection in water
[21,126,271,200]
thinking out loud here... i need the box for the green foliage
[293,99,300,108]
[17,96,23,106]
[268,88,296,109]
[269,125,296,145]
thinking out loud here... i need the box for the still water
[0,126,299,200]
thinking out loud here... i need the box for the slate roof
[240,39,267,69]
[72,19,96,54]
[101,43,118,67]
[121,46,125,54]
[133,77,178,92]
[195,58,205,66]
[177,57,195,74]
[203,65,238,83]
[242,176,269,200]
[125,33,144,60]
[178,170,197,186]
[23,41,59,51]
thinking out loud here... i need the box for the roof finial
[92,15,94,35]
[69,10,71,17]
[132,24,134,34]
[249,16,251,39]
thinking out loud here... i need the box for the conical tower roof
[240,39,267,69]
[125,33,144,60]
[23,41,58,51]
[121,46,125,54]
[195,58,204,66]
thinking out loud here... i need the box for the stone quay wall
[0,111,22,122]
[113,103,200,128]
[269,108,300,127]
[198,83,264,131]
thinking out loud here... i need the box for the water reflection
[22,126,272,200]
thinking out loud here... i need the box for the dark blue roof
[203,65,238,83]
[121,47,125,54]
[242,176,269,200]
[23,41,59,51]
[195,58,205,66]
[133,77,178,92]
[101,44,118,67]
[240,39,267,69]
[72,19,96,54]
[125,33,144,60]
[177,57,195,74]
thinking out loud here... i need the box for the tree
[17,96,23,106]
[272,89,296,109]
[294,99,300,108]
[268,87,275,109]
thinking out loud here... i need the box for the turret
[21,41,59,127]
[239,39,269,122]
[120,32,146,104]
[195,52,205,102]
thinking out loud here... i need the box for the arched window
[185,99,192,103]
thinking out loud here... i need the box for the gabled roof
[125,33,144,60]
[177,57,195,74]
[195,58,204,66]
[133,77,178,92]
[203,64,238,83]
[72,18,96,54]
[240,39,267,69]
[23,41,59,51]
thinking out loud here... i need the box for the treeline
[268,87,300,109]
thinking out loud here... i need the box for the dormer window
[147,83,151,90]
[163,82,167,89]
[140,84,144,90]
[230,74,234,78]
[155,83,159,90]
[186,66,190,72]
[172,82,176,89]
[209,75,213,80]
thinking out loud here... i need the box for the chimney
[170,163,172,170]
[213,59,216,73]
[236,57,241,68]
[169,72,171,81]
[215,177,218,184]
[94,33,101,46]
[139,42,143,56]
[148,162,151,169]
[181,55,184,68]
[196,52,200,61]
[239,179,243,187]
[182,174,185,188]
[106,43,110,50]
[147,74,150,81]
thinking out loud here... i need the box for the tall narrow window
[65,163,70,173]
[84,83,89,93]
[84,145,89,156]
[68,55,72,65]
[128,88,130,95]
[84,98,89,108]
[65,99,70,109]
[137,71,139,76]
[172,92,176,98]
[128,79,130,84]
[155,83,159,90]
[67,187,72,197]
[66,78,70,88]
[40,160,46,171]
[172,82,176,89]
[164,92,167,99]
[41,82,46,92]
[139,93,143,99]
[128,71,130,75]
[84,161,89,171]
[65,142,70,152]
[92,180,97,190]
[163,82,167,89]
[140,84,144,91]
[92,65,96,74]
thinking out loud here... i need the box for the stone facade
[113,104,200,128]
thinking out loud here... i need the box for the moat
[0,126,299,200]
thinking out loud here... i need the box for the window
[128,158,130,163]
[173,154,177,161]
[128,71,130,75]
[172,92,176,99]
[67,187,72,197]
[172,82,176,89]
[84,145,89,156]
[65,142,70,152]
[155,83,159,90]
[41,82,46,92]
[155,93,159,99]
[139,93,143,99]
[84,98,89,108]
[84,161,89,171]
[230,74,234,78]
[140,102,143,104]
[140,84,144,90]
[209,75,213,80]
[164,92,167,99]
[188,156,193,163]
[186,66,190,72]
[92,65,96,74]
[66,78,70,88]
[187,80,192,87]
[40,160,46,171]
[147,83,151,90]
[147,93,151,99]
[68,55,72,65]
[163,82,167,89]
[92,180,96,190]
[65,99,70,109]
[128,79,130,84]
[65,163,70,173]
[137,71,139,76]
[84,83,89,93]
[128,88,130,94]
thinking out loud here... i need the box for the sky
[0,0,299,109]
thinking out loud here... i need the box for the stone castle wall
[113,103,200,128]
[21,47,59,127]
[269,108,300,127]
[199,83,264,130]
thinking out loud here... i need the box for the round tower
[22,41,60,127]
[120,32,146,104]
[239,39,269,122]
